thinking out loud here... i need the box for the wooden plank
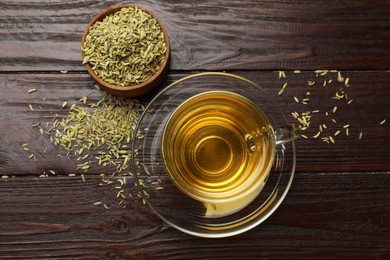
[0,172,389,259]
[1,71,389,177]
[246,69,390,172]
[1,1,390,71]
[1,1,389,259]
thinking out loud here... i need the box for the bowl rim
[81,4,171,96]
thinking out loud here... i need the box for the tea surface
[162,91,275,216]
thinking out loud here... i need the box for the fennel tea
[162,91,275,216]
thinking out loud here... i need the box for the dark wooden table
[1,0,390,259]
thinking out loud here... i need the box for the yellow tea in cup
[162,91,276,217]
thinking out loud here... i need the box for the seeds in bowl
[82,7,167,87]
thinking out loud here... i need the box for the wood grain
[1,0,390,71]
[0,172,389,259]
[1,0,390,258]
[1,71,389,176]
[1,71,389,258]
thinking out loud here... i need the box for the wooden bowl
[81,4,170,97]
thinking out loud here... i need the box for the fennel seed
[344,77,350,87]
[313,131,321,139]
[278,82,288,96]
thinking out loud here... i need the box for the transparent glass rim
[132,72,296,238]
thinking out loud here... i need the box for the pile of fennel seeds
[48,92,140,174]
[82,7,167,87]
[276,70,386,144]
[25,90,161,209]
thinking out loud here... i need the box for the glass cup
[132,72,299,238]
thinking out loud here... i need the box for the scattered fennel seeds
[45,92,143,174]
[322,137,329,144]
[33,92,151,208]
[308,80,315,86]
[274,70,372,145]
[315,69,329,76]
[31,92,152,209]
[301,98,310,105]
[278,70,286,79]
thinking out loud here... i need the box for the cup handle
[274,124,301,145]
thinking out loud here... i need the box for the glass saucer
[132,72,296,238]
